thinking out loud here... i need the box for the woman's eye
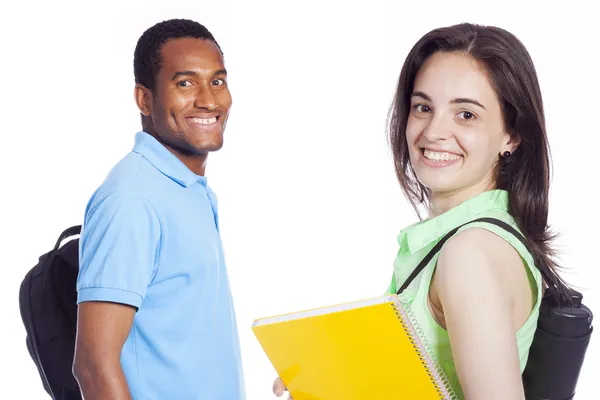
[458,111,475,120]
[414,104,430,113]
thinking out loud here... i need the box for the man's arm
[74,191,161,399]
[73,302,136,400]
[432,227,532,400]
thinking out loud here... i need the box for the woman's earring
[502,151,511,158]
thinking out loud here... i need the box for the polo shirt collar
[132,131,207,188]
[398,189,509,254]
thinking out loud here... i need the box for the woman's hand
[273,377,292,399]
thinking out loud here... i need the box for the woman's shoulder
[436,226,524,291]
[431,224,540,333]
[450,209,540,279]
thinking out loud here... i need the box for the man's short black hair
[134,18,222,92]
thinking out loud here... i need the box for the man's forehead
[160,37,224,68]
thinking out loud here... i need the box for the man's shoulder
[103,151,149,189]
[85,153,160,220]
[81,191,160,244]
[88,152,160,206]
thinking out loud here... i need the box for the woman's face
[406,51,518,198]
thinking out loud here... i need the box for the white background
[1,0,598,398]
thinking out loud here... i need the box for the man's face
[144,37,232,156]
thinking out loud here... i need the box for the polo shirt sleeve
[77,191,161,309]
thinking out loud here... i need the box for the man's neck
[142,126,208,176]
[168,148,208,176]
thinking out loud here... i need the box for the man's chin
[183,130,223,153]
[191,140,224,154]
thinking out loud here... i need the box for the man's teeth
[423,149,461,161]
[190,117,217,124]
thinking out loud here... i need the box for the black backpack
[19,225,83,400]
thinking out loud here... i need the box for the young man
[73,19,245,399]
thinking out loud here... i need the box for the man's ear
[134,84,153,117]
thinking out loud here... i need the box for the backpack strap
[53,225,82,251]
[396,217,554,295]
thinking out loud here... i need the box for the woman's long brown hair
[387,23,569,298]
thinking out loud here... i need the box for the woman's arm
[430,227,533,400]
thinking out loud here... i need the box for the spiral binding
[391,294,458,400]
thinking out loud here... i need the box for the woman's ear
[502,131,521,154]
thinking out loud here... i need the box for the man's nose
[194,85,217,110]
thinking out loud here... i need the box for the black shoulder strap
[53,225,82,251]
[396,217,553,295]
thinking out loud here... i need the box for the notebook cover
[252,295,455,399]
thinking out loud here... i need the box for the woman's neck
[428,180,496,218]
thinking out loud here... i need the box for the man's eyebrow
[172,71,197,80]
[171,69,228,80]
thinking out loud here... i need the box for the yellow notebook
[252,294,457,400]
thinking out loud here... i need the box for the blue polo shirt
[76,131,245,399]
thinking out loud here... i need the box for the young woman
[274,22,565,399]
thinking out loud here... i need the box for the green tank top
[386,189,542,399]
